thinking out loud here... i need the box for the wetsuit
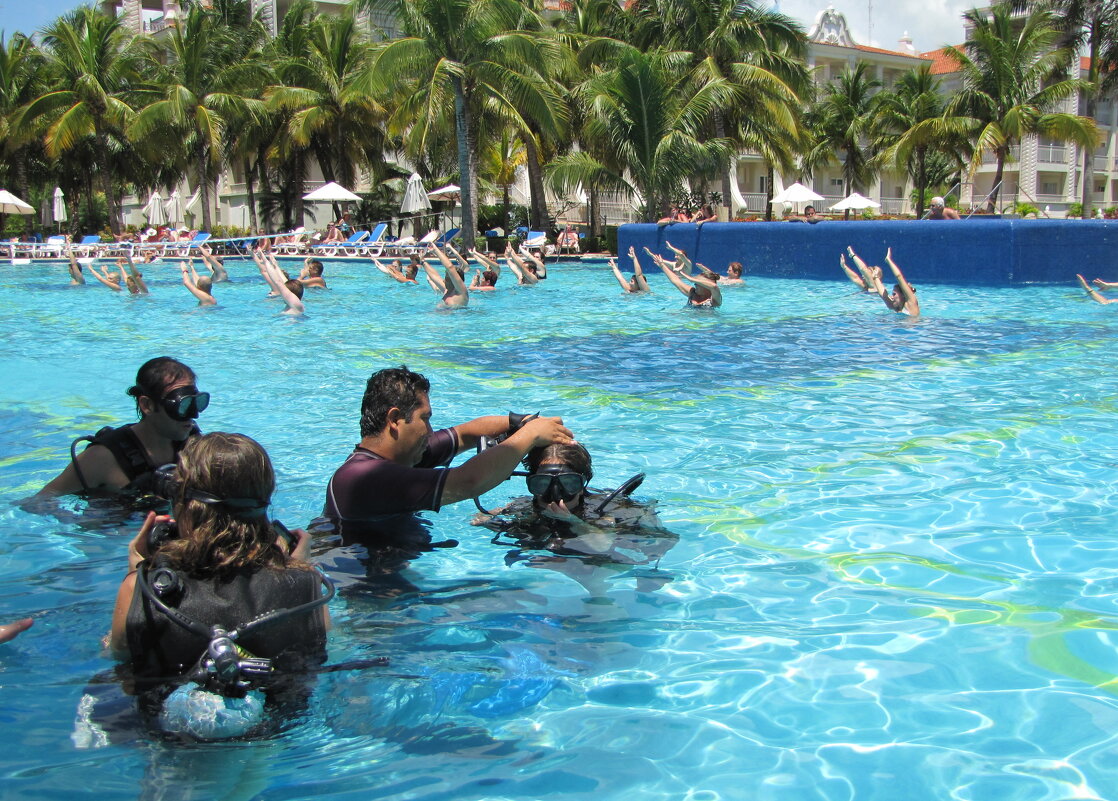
[126,564,327,686]
[322,428,459,544]
[76,423,199,494]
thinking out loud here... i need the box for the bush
[603,225,619,255]
[478,203,527,233]
[1066,202,1083,218]
[1105,207,1118,220]
[1015,202,1039,217]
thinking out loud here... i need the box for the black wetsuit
[76,424,198,494]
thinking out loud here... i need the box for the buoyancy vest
[72,423,199,493]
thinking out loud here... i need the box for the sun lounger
[169,232,211,257]
[312,230,368,258]
[522,231,548,249]
[75,235,105,257]
[275,227,308,255]
[351,223,389,257]
[393,230,440,256]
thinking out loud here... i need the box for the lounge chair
[393,230,439,256]
[169,232,211,257]
[351,223,389,257]
[35,235,67,259]
[313,229,368,258]
[275,227,308,255]
[522,230,548,249]
[431,228,461,250]
[75,235,104,257]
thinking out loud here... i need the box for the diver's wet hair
[128,357,196,414]
[523,442,593,482]
[285,279,304,299]
[360,366,431,437]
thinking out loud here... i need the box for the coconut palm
[266,7,387,222]
[629,0,809,219]
[803,62,883,201]
[0,32,44,235]
[21,7,153,234]
[935,4,1099,212]
[547,45,734,222]
[874,65,968,218]
[362,0,566,243]
[128,4,268,232]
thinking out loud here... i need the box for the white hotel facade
[107,0,1118,225]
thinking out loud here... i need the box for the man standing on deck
[322,366,574,545]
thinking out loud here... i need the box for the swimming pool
[2,256,1117,799]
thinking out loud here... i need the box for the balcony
[1037,145,1066,164]
[981,146,1020,165]
[1094,154,1114,172]
[144,16,170,33]
[879,197,907,214]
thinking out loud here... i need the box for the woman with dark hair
[37,357,208,497]
[109,432,330,739]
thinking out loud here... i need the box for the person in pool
[180,259,216,306]
[609,246,651,294]
[109,432,330,740]
[420,247,469,308]
[298,259,328,290]
[321,365,573,545]
[647,246,722,308]
[254,250,305,315]
[37,357,207,497]
[863,247,919,316]
[723,261,745,285]
[472,442,677,589]
[840,247,881,292]
[927,196,960,220]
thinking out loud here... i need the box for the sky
[3,0,976,53]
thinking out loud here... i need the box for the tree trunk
[989,153,1005,213]
[714,110,732,219]
[764,164,774,221]
[589,185,601,239]
[95,131,121,235]
[13,152,33,237]
[915,147,926,218]
[523,133,549,231]
[454,78,478,246]
[243,156,258,232]
[198,152,213,232]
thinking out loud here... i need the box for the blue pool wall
[617,219,1118,285]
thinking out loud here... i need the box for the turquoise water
[2,257,1118,799]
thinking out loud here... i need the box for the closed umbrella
[165,189,185,227]
[143,191,166,226]
[0,189,35,214]
[52,187,68,226]
[400,173,431,214]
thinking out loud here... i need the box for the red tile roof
[921,46,964,75]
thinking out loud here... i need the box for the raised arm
[520,247,546,278]
[652,248,693,297]
[839,253,867,289]
[504,246,536,284]
[65,246,85,285]
[1091,278,1118,290]
[180,261,213,304]
[253,250,282,296]
[445,244,471,273]
[664,240,694,275]
[469,248,500,273]
[126,252,149,295]
[1079,274,1118,304]
[420,257,447,294]
[885,248,917,313]
[608,257,633,291]
[90,264,122,291]
[848,246,885,295]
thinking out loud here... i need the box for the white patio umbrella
[0,189,35,215]
[400,173,431,214]
[52,187,68,225]
[771,182,825,205]
[143,190,166,226]
[164,189,185,227]
[427,183,460,201]
[302,181,361,202]
[830,192,880,211]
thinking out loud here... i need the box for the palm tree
[547,45,734,222]
[874,65,967,218]
[1012,0,1118,215]
[21,7,152,234]
[266,8,387,222]
[937,4,1099,212]
[0,32,43,236]
[804,62,882,203]
[363,0,566,243]
[128,4,267,232]
[629,0,809,219]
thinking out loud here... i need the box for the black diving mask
[526,466,588,503]
[160,387,210,421]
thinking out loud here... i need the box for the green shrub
[1066,202,1083,218]
[603,225,619,255]
[1015,202,1039,216]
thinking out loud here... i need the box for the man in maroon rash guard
[323,366,574,545]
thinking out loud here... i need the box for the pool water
[2,257,1118,800]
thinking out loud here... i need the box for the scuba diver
[107,432,332,740]
[36,357,207,500]
[472,443,677,587]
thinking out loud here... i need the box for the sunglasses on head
[159,386,210,421]
[526,466,588,501]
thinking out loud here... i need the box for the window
[758,176,766,192]
[830,178,844,187]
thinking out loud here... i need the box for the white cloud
[776,0,974,54]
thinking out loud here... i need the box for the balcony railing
[981,146,1020,164]
[1094,154,1114,172]
[144,17,169,33]
[1037,145,1066,164]
[879,197,907,214]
